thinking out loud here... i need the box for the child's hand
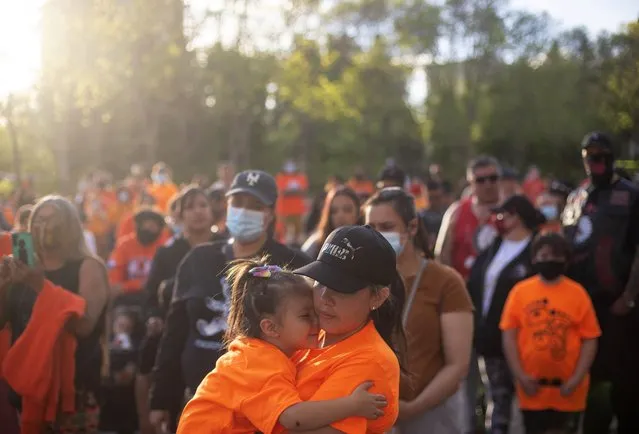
[518,373,539,397]
[348,381,387,420]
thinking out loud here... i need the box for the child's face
[113,314,134,335]
[533,245,566,263]
[276,291,319,354]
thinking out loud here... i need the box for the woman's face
[496,211,521,234]
[312,284,386,337]
[365,203,413,255]
[330,194,358,228]
[182,193,213,232]
[30,204,62,253]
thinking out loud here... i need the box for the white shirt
[83,230,98,256]
[482,237,531,317]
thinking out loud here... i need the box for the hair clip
[248,265,283,278]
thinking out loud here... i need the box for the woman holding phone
[0,195,109,434]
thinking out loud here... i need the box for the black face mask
[533,261,565,281]
[137,229,160,246]
[585,154,614,187]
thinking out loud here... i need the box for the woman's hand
[347,381,387,420]
[7,256,44,293]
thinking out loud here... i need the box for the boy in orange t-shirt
[176,259,385,434]
[500,233,601,434]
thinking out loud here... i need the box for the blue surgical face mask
[380,231,405,256]
[540,204,559,221]
[152,173,168,185]
[171,223,183,238]
[226,206,265,243]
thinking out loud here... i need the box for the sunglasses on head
[538,377,562,387]
[475,174,499,184]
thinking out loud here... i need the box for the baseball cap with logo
[294,225,397,293]
[226,170,278,206]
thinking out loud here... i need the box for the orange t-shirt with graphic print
[177,338,302,434]
[287,321,400,434]
[500,275,601,411]
[108,233,169,293]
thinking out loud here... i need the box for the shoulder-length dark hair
[315,186,361,246]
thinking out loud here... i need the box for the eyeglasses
[474,174,499,184]
[538,377,562,387]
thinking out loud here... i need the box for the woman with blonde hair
[0,195,110,434]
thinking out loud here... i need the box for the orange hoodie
[2,280,86,434]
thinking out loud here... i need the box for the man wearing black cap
[149,170,310,431]
[562,132,639,434]
[377,163,407,190]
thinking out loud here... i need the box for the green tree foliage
[1,1,638,192]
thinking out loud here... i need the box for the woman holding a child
[178,224,407,433]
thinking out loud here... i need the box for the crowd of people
[0,130,636,434]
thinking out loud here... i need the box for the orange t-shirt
[148,183,179,213]
[108,233,169,293]
[348,179,375,198]
[276,173,308,217]
[500,276,601,411]
[539,221,562,234]
[84,191,117,238]
[177,338,302,434]
[290,321,399,433]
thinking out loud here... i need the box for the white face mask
[284,162,297,173]
[380,231,405,256]
[226,206,265,243]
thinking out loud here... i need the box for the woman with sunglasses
[364,188,473,433]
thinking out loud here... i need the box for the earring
[371,305,377,311]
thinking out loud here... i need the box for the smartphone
[12,232,35,268]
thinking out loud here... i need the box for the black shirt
[6,259,105,408]
[149,238,310,411]
[144,232,229,319]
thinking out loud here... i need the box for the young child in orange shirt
[500,233,601,434]
[177,257,387,434]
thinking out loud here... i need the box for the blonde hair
[29,195,95,262]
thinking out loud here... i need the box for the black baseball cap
[492,194,545,230]
[294,225,397,293]
[226,170,278,206]
[134,209,166,228]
